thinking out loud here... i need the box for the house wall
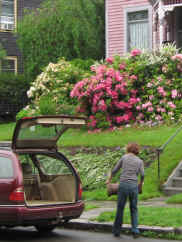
[106,0,152,57]
[0,0,44,73]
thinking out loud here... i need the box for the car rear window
[0,157,13,178]
[37,155,72,175]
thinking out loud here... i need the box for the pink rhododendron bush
[71,44,182,129]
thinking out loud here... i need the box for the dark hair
[126,143,140,155]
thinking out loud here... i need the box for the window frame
[0,56,17,73]
[0,0,17,32]
[124,5,152,53]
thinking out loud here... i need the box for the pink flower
[157,86,166,97]
[167,101,176,109]
[147,83,153,88]
[115,71,123,82]
[116,116,124,124]
[160,108,166,112]
[147,107,154,112]
[119,63,126,70]
[131,49,142,57]
[136,105,141,110]
[131,89,138,95]
[106,68,115,78]
[96,65,107,75]
[142,101,152,109]
[130,75,137,80]
[90,65,96,72]
[98,100,107,112]
[92,105,98,113]
[110,91,118,100]
[106,57,114,64]
[157,76,163,82]
[155,115,162,121]
[129,97,138,105]
[88,116,97,127]
[171,89,178,99]
[149,95,154,100]
[171,54,182,62]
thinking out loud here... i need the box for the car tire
[35,224,57,233]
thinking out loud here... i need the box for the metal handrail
[156,124,182,180]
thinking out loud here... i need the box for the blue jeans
[112,182,139,235]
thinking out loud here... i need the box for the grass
[95,206,182,227]
[0,122,15,141]
[84,204,99,211]
[60,125,180,147]
[166,193,182,204]
[2,122,182,201]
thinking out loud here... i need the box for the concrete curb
[64,219,181,235]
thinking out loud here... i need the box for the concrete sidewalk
[64,197,182,235]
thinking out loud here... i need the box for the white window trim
[0,0,17,32]
[0,56,17,73]
[105,0,109,58]
[124,5,152,53]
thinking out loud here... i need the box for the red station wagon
[0,115,85,232]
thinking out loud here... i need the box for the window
[0,57,17,73]
[126,9,150,51]
[0,0,15,31]
[36,155,72,175]
[0,156,13,178]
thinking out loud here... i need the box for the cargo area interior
[21,156,77,206]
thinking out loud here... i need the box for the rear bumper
[0,201,84,226]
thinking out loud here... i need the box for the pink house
[106,0,182,57]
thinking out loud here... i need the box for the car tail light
[78,183,82,200]
[9,187,25,202]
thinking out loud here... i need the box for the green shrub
[17,58,90,118]
[39,94,57,115]
[0,73,29,116]
[70,58,95,71]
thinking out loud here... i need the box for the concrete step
[163,186,182,196]
[172,177,182,187]
[179,168,182,177]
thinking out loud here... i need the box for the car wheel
[35,224,57,233]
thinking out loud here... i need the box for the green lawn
[95,206,182,228]
[0,122,15,141]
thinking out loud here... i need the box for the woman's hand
[138,182,144,194]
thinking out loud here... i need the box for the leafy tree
[16,0,105,80]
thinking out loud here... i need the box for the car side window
[0,156,13,178]
[36,155,72,175]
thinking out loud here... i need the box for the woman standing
[106,142,144,238]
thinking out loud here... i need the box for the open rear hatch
[12,115,86,151]
[11,115,86,207]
